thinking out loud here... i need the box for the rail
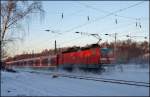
[16,69,150,87]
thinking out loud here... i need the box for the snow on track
[1,64,149,96]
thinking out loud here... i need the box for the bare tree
[0,0,45,59]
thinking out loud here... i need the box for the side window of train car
[12,62,15,66]
[29,60,34,66]
[35,60,40,65]
[42,58,48,65]
[21,61,23,66]
[24,61,27,65]
[17,62,19,66]
[51,58,54,64]
[51,57,56,65]
[20,62,22,66]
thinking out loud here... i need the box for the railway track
[58,74,150,87]
[17,69,150,88]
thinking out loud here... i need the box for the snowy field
[1,64,149,96]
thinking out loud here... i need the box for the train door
[35,59,40,67]
[51,55,57,67]
[28,60,34,67]
[56,55,59,66]
[24,61,27,67]
[48,56,51,67]
[41,58,49,67]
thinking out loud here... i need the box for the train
[4,44,115,71]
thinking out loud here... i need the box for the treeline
[5,40,149,64]
[110,40,149,64]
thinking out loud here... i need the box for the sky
[7,1,149,56]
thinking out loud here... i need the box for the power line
[77,2,140,21]
[50,1,146,48]
[60,22,146,48]
[101,21,136,33]
[50,1,145,36]
[59,24,145,49]
[60,1,145,35]
[79,2,148,21]
[59,36,85,48]
[48,9,84,30]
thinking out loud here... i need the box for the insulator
[62,13,63,19]
[139,23,141,28]
[115,19,117,24]
[87,16,90,21]
[139,24,141,28]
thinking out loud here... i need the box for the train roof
[62,44,100,53]
[5,55,57,63]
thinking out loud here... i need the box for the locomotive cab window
[101,48,113,57]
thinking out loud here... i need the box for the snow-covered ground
[1,64,149,96]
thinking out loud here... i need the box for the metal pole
[54,40,59,72]
[114,33,117,63]
[55,40,57,54]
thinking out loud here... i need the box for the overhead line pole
[55,40,57,55]
[105,33,117,63]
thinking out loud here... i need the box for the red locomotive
[5,44,115,71]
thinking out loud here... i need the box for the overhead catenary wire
[77,2,147,21]
[59,35,89,48]
[52,24,147,49]
[59,1,145,35]
[59,20,146,48]
[50,1,145,36]
[48,1,147,48]
[101,21,136,33]
[56,22,146,48]
[49,9,84,30]
[77,2,147,30]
